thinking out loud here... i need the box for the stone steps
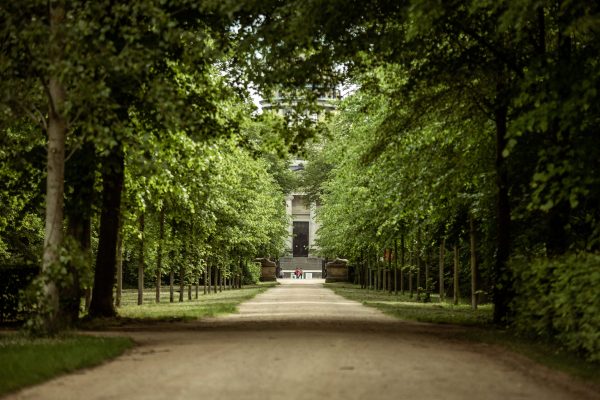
[279,256,324,278]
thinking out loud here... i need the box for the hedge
[512,252,600,361]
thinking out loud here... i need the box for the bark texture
[89,148,124,318]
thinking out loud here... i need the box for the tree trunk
[156,207,164,303]
[179,262,185,302]
[219,268,223,292]
[213,266,218,293]
[188,283,192,300]
[89,147,124,318]
[453,244,460,306]
[400,234,405,295]
[409,250,414,298]
[203,269,207,295]
[544,9,572,257]
[387,250,391,292]
[493,102,512,323]
[416,229,421,301]
[208,264,212,294]
[363,254,367,289]
[425,248,430,296]
[40,2,67,333]
[115,224,123,307]
[439,238,445,302]
[137,212,144,306]
[416,253,421,301]
[470,213,478,310]
[169,269,174,303]
[394,241,398,295]
[63,142,95,323]
[367,252,371,290]
[195,274,199,299]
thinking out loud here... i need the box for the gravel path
[8,280,598,400]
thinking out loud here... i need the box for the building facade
[279,164,324,278]
[260,87,339,278]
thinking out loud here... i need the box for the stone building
[260,87,339,278]
[280,163,323,278]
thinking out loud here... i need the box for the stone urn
[256,258,277,282]
[325,258,349,283]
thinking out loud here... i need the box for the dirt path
[8,280,598,400]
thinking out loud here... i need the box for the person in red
[298,268,304,279]
[294,267,301,279]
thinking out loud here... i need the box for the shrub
[242,261,261,284]
[0,264,39,324]
[511,252,600,361]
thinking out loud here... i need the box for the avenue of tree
[285,1,598,361]
[1,0,599,362]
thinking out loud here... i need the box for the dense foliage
[0,1,292,332]
[283,1,600,360]
[1,0,598,361]
[512,253,600,361]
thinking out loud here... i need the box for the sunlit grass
[116,282,277,321]
[326,282,492,325]
[0,333,133,396]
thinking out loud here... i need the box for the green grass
[462,329,600,383]
[327,282,600,385]
[327,282,492,325]
[0,283,274,395]
[0,333,133,396]
[115,282,276,321]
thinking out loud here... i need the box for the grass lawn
[327,282,493,325]
[0,333,133,396]
[326,282,600,384]
[0,282,274,395]
[114,282,277,321]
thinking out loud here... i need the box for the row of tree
[0,1,295,333]
[285,0,599,358]
[277,0,600,318]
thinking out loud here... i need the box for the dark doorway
[293,221,309,257]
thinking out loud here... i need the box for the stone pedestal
[256,258,277,282]
[325,258,349,283]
